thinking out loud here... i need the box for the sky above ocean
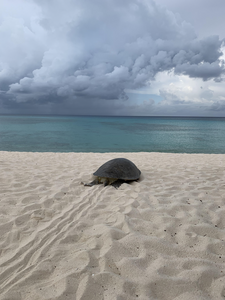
[0,0,225,116]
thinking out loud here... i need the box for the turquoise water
[0,115,225,153]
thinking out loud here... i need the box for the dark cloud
[208,101,225,112]
[0,0,224,115]
[156,0,225,39]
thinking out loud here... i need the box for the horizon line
[1,113,225,118]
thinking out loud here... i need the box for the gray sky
[0,0,225,116]
[156,0,225,39]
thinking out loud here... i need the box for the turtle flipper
[82,178,99,187]
[110,179,125,189]
[103,179,110,187]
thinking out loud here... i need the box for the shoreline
[1,151,225,299]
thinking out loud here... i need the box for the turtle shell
[93,158,141,181]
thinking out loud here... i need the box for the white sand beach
[0,151,225,300]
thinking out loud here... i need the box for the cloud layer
[0,0,224,114]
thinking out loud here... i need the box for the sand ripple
[0,152,225,299]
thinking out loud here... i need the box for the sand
[0,151,225,300]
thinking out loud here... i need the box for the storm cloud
[0,0,224,114]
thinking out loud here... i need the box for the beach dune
[0,152,225,299]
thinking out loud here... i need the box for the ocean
[0,115,225,153]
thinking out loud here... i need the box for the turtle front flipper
[82,178,99,187]
[103,178,110,187]
[110,179,125,189]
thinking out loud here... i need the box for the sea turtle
[82,158,141,188]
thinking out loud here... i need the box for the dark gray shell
[93,158,141,180]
